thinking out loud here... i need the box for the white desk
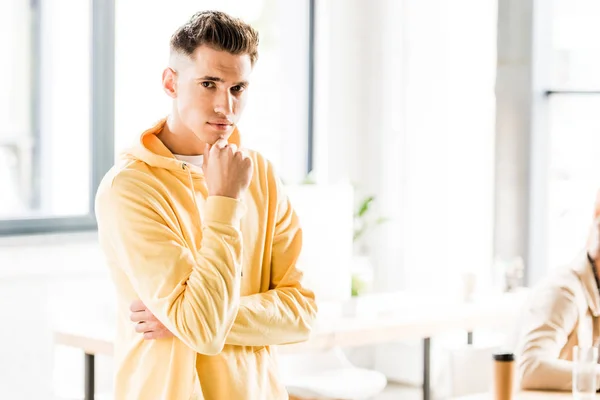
[453,390,571,399]
[54,290,528,400]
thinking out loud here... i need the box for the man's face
[164,45,252,144]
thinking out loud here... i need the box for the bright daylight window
[0,0,92,221]
[546,0,600,270]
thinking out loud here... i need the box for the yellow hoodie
[95,118,317,400]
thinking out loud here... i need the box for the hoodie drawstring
[182,162,203,228]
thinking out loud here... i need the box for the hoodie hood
[122,117,241,174]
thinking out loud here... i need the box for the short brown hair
[170,10,259,65]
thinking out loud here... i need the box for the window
[544,0,600,270]
[0,0,114,235]
[0,0,313,235]
[0,0,36,217]
[114,0,311,184]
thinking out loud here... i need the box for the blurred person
[95,10,317,400]
[517,191,600,390]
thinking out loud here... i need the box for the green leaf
[351,274,367,296]
[375,216,390,225]
[357,196,375,218]
[353,226,367,242]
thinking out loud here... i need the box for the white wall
[313,0,498,383]
[0,233,114,400]
[314,0,406,292]
[314,0,497,294]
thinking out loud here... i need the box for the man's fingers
[130,310,147,323]
[129,299,145,312]
[209,139,227,157]
[242,154,253,169]
[135,320,164,332]
[202,144,210,169]
[214,139,228,149]
[130,304,173,340]
[134,322,152,333]
[234,147,250,160]
[143,329,173,340]
[130,309,160,323]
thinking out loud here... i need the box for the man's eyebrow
[197,75,225,82]
[196,76,249,86]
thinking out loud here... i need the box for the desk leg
[85,352,95,400]
[423,337,431,400]
[467,331,473,345]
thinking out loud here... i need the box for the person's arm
[96,171,245,355]
[224,173,317,347]
[517,284,600,390]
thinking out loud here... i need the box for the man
[517,195,600,390]
[95,10,317,400]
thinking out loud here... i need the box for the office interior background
[1,0,599,399]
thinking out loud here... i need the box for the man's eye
[201,82,214,88]
[232,85,245,93]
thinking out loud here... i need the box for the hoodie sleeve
[95,171,244,355]
[225,170,317,347]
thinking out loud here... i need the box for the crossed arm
[126,175,317,349]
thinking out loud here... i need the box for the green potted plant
[351,195,388,297]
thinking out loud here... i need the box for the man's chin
[196,129,232,145]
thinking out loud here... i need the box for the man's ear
[162,67,178,99]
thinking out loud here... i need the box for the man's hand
[202,139,253,199]
[130,300,173,340]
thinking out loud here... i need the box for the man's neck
[157,115,206,156]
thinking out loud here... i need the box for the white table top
[453,390,571,399]
[54,289,529,355]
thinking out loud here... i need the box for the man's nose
[214,89,233,116]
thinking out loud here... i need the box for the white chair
[279,347,387,400]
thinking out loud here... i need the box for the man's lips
[207,121,232,130]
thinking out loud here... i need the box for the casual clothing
[173,153,204,169]
[95,118,317,400]
[517,251,600,390]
